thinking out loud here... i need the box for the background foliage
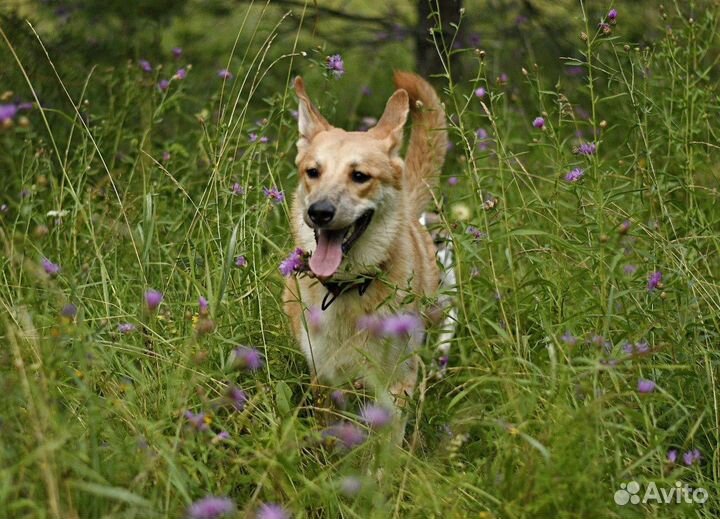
[1,1,719,517]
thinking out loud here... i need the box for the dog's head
[292,76,409,279]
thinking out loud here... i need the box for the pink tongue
[310,230,344,278]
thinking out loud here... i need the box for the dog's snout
[308,200,336,226]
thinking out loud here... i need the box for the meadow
[0,1,719,517]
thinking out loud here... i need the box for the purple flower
[259,136,269,144]
[118,323,136,334]
[361,86,372,96]
[199,296,209,315]
[229,183,244,196]
[172,47,183,59]
[231,346,263,371]
[635,341,650,354]
[576,142,596,155]
[256,503,290,519]
[217,69,233,80]
[322,423,366,449]
[607,8,618,23]
[145,289,163,311]
[467,226,487,241]
[438,355,449,371]
[647,271,662,292]
[215,431,230,442]
[360,404,392,429]
[42,258,60,276]
[0,104,18,122]
[357,315,384,336]
[564,168,584,182]
[381,313,423,338]
[448,176,459,186]
[279,248,304,277]
[683,449,701,466]
[227,386,247,411]
[330,390,346,409]
[233,256,247,269]
[598,22,612,34]
[187,496,235,519]
[667,449,678,463]
[158,79,170,91]
[637,379,656,393]
[565,66,585,77]
[263,187,285,204]
[326,54,345,78]
[175,68,187,80]
[184,411,210,431]
[138,60,152,73]
[474,87,486,98]
[61,304,77,318]
[624,264,638,275]
[162,151,171,162]
[532,117,545,129]
[499,72,509,84]
[618,220,631,234]
[249,132,258,143]
[561,331,578,346]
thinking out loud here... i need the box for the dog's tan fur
[283,71,447,409]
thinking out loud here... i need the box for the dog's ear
[369,89,409,155]
[294,76,330,149]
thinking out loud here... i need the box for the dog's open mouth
[309,209,374,279]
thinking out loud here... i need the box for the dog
[283,71,451,426]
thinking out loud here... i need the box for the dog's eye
[351,171,371,184]
[306,168,320,179]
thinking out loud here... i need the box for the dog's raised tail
[393,71,448,215]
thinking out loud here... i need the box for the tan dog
[283,71,448,417]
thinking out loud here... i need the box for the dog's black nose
[308,200,336,226]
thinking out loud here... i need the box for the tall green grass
[1,2,719,518]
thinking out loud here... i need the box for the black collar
[319,275,374,311]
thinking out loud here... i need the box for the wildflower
[618,220,631,234]
[330,390,346,409]
[683,449,701,466]
[162,151,171,162]
[561,331,578,346]
[138,60,152,73]
[637,379,656,393]
[667,449,678,463]
[0,104,18,122]
[361,86,372,96]
[158,79,170,91]
[249,132,258,143]
[0,203,8,213]
[647,271,662,291]
[289,109,298,120]
[339,476,362,497]
[474,87,486,98]
[598,22,612,35]
[607,9,618,23]
[61,304,77,318]
[322,423,366,449]
[448,176,459,186]
[576,142,596,155]
[227,386,247,411]
[184,411,210,431]
[187,496,235,519]
[118,323,136,334]
[438,355,449,371]
[259,136,269,144]
[217,69,233,80]
[623,264,638,275]
[145,289,163,311]
[256,503,290,519]
[279,248,304,277]
[230,346,263,371]
[635,341,650,353]
[467,225,487,241]
[234,255,247,267]
[172,47,183,59]
[230,183,244,196]
[199,296,209,315]
[263,187,285,204]
[360,404,392,429]
[564,168,584,182]
[380,313,423,338]
[532,116,545,129]
[214,431,230,442]
[357,315,384,335]
[476,128,490,151]
[42,258,60,276]
[175,68,187,80]
[326,54,345,78]
[498,72,509,84]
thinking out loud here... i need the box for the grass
[1,1,719,518]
